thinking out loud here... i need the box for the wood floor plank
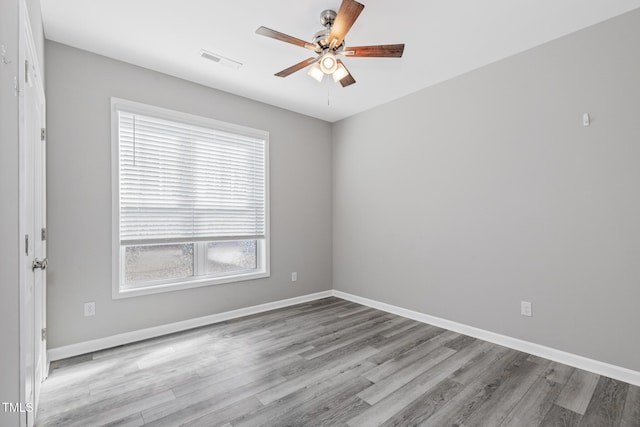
[47,390,175,427]
[419,352,530,426]
[257,300,356,329]
[91,325,214,361]
[499,376,563,426]
[445,333,478,351]
[580,376,629,427]
[142,373,286,425]
[447,343,516,386]
[197,317,321,365]
[337,304,371,318]
[38,370,183,426]
[539,404,582,426]
[373,330,459,366]
[178,352,305,397]
[379,378,465,427]
[36,385,90,419]
[359,345,456,404]
[299,315,398,359]
[86,365,204,402]
[543,361,576,385]
[527,354,549,364]
[417,375,490,426]
[264,376,372,427]
[365,324,446,363]
[275,336,381,381]
[621,384,640,427]
[347,340,490,426]
[305,310,393,344]
[303,394,372,426]
[364,330,458,383]
[256,346,378,404]
[89,353,210,397]
[102,413,146,427]
[255,310,381,353]
[43,355,138,392]
[380,318,421,337]
[555,369,600,415]
[200,330,314,366]
[316,307,389,329]
[232,362,374,427]
[186,397,263,427]
[460,359,549,426]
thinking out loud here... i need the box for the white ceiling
[41,0,640,122]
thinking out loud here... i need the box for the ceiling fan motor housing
[315,18,348,52]
[320,9,337,28]
[316,10,343,49]
[313,29,330,46]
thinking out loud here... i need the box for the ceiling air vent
[200,49,242,70]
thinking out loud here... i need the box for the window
[111,98,269,298]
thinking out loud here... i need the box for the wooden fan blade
[274,57,318,77]
[343,44,405,58]
[327,0,365,48]
[256,26,317,50]
[337,59,356,87]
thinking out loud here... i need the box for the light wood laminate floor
[37,297,640,426]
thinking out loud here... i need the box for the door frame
[18,1,46,426]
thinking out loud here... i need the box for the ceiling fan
[256,0,405,87]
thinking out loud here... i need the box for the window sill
[112,270,270,299]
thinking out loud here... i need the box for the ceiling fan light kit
[320,52,338,74]
[256,0,405,88]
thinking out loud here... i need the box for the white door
[19,5,46,426]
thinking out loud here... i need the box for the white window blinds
[117,110,267,245]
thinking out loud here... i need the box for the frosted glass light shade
[307,63,324,82]
[319,52,338,74]
[332,62,348,82]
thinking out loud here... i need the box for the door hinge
[41,128,46,141]
[41,227,46,241]
[41,328,46,341]
[25,234,29,255]
[25,60,29,83]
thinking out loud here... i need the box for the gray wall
[45,41,332,349]
[333,9,640,372]
[0,0,21,424]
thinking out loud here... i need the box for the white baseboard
[47,290,333,361]
[332,290,640,387]
[48,288,640,387]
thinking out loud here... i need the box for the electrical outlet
[521,301,532,317]
[84,301,96,317]
[291,272,297,282]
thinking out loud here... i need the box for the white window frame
[111,98,270,299]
